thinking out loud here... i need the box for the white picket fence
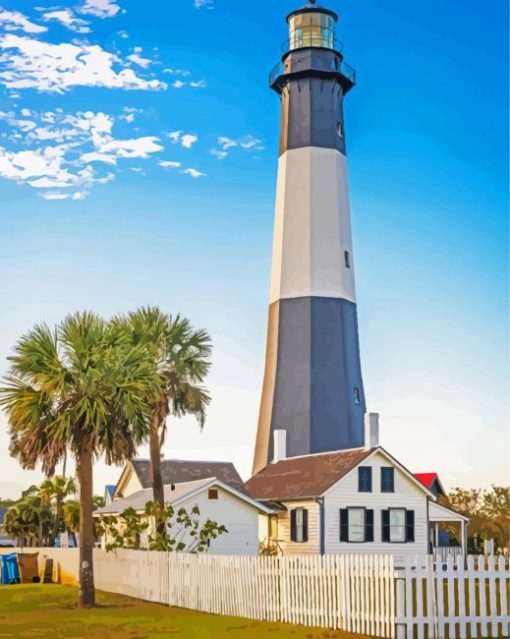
[94,550,396,637]
[396,554,509,639]
[91,550,510,638]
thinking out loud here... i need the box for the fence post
[395,568,406,639]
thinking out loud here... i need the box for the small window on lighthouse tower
[354,387,361,405]
[344,251,351,268]
[338,121,344,139]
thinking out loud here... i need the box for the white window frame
[389,508,406,543]
[347,507,366,543]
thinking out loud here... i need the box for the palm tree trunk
[76,445,95,608]
[149,408,166,536]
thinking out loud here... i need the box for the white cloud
[172,80,186,89]
[212,134,264,160]
[127,52,151,69]
[79,0,120,18]
[41,10,90,33]
[193,0,214,9]
[0,9,47,34]
[210,148,227,160]
[0,107,164,199]
[181,167,205,178]
[190,79,207,88]
[217,136,237,150]
[159,160,181,169]
[99,135,163,158]
[0,35,167,93]
[168,131,198,149]
[163,68,190,76]
[80,151,117,165]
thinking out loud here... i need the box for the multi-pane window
[348,508,365,542]
[389,508,406,542]
[358,466,372,492]
[290,507,308,543]
[381,467,395,493]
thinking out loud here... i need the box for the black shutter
[340,509,349,542]
[381,510,390,542]
[290,509,297,542]
[406,510,415,542]
[302,509,308,542]
[365,510,374,542]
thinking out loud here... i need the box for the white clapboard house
[95,459,272,556]
[245,415,469,566]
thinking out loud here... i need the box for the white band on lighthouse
[269,146,356,305]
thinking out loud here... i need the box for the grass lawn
[0,584,377,639]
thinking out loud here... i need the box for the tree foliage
[441,485,510,552]
[95,501,227,554]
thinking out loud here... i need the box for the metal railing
[269,58,357,87]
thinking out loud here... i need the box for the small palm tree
[63,499,80,547]
[0,312,157,607]
[118,307,212,517]
[39,476,77,546]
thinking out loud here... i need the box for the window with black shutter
[358,466,372,492]
[406,510,415,542]
[365,509,374,542]
[290,507,308,543]
[381,509,390,542]
[381,467,395,493]
[339,508,349,542]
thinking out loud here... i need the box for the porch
[428,500,470,561]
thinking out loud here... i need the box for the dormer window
[358,466,372,492]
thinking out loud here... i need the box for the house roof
[414,473,446,496]
[96,477,273,516]
[414,473,439,489]
[245,448,373,501]
[116,458,246,497]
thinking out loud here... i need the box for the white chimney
[272,429,287,463]
[364,413,380,450]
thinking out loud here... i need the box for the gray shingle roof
[129,458,246,494]
[96,478,215,515]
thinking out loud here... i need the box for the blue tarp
[1,554,20,584]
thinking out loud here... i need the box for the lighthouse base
[253,295,366,474]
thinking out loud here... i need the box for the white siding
[274,499,321,555]
[323,450,429,564]
[178,487,260,556]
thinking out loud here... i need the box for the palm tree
[0,312,157,607]
[118,307,212,516]
[63,499,80,547]
[39,476,77,547]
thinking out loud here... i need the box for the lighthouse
[253,1,366,474]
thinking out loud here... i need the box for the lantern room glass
[288,12,335,50]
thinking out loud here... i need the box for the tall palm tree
[39,476,77,546]
[0,312,157,607]
[118,307,212,515]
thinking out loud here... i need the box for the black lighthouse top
[269,1,356,94]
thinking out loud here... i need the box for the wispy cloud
[211,135,264,160]
[168,131,198,149]
[41,9,90,33]
[193,0,214,9]
[0,107,164,199]
[0,8,47,34]
[79,0,121,18]
[159,160,181,169]
[181,167,206,178]
[0,35,167,93]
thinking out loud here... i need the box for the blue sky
[0,0,508,498]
